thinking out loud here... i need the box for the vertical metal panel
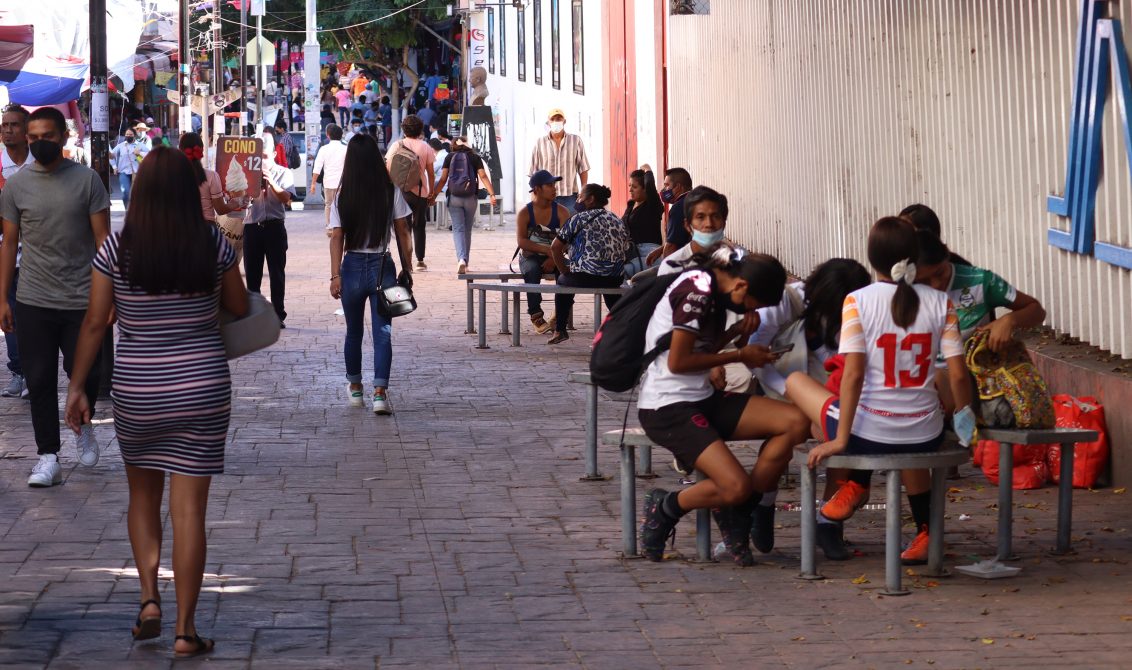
[666,0,1132,357]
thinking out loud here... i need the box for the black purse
[376,227,416,318]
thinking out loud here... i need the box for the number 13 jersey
[838,283,963,444]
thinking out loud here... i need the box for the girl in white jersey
[637,247,811,566]
[787,217,975,565]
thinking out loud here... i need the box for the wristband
[330,275,340,280]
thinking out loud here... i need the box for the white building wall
[475,0,606,213]
[666,0,1132,358]
[633,0,660,171]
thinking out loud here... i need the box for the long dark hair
[867,216,920,329]
[178,132,207,185]
[802,258,871,350]
[625,169,662,217]
[119,147,217,294]
[337,134,392,251]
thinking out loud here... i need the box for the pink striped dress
[92,229,237,475]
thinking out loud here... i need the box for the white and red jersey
[838,283,963,443]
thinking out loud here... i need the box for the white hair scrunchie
[890,259,916,285]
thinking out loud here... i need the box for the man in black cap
[514,170,571,334]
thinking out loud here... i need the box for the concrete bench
[793,445,970,596]
[602,428,713,561]
[469,282,626,349]
[979,427,1100,561]
[568,372,653,481]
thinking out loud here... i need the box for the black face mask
[715,287,748,314]
[29,139,62,165]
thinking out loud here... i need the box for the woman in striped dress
[65,146,248,658]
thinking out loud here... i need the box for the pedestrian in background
[179,132,244,224]
[328,134,414,414]
[430,136,496,273]
[312,124,348,233]
[1,103,30,399]
[110,128,147,211]
[386,114,437,271]
[0,107,110,487]
[334,85,351,127]
[244,145,295,328]
[64,146,248,658]
[529,108,590,212]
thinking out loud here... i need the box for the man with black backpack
[430,137,496,273]
[386,115,436,271]
[274,115,301,170]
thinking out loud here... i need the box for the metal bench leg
[695,470,712,562]
[511,293,522,347]
[500,286,510,335]
[997,442,1017,561]
[580,383,603,481]
[881,471,910,596]
[1053,442,1076,555]
[476,290,489,349]
[926,465,948,577]
[636,444,657,479]
[798,464,822,580]
[621,444,638,557]
[593,294,602,333]
[465,281,475,334]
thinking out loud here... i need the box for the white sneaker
[347,384,364,407]
[372,390,392,415]
[77,424,99,467]
[415,260,427,271]
[28,455,62,487]
[456,260,467,275]
[1,373,26,398]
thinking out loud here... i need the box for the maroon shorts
[638,391,752,473]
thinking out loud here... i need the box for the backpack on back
[447,151,478,196]
[389,141,422,192]
[964,329,1055,429]
[589,270,686,392]
[285,136,301,169]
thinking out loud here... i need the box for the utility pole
[178,0,191,134]
[89,0,113,399]
[213,1,223,133]
[303,0,323,206]
[240,0,248,134]
[255,12,264,132]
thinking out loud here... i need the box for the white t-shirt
[311,140,348,190]
[749,282,836,396]
[0,145,29,267]
[837,282,963,443]
[328,188,411,253]
[638,269,724,410]
[656,243,695,276]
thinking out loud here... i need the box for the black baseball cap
[529,169,562,192]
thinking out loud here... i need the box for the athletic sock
[907,491,931,530]
[662,490,688,521]
[816,511,838,526]
[757,490,777,507]
[847,469,873,487]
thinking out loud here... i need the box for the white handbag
[219,292,281,360]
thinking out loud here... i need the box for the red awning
[0,25,34,73]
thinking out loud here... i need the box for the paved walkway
[2,209,1132,669]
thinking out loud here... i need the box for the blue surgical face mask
[660,188,674,203]
[692,228,725,247]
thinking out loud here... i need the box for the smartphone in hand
[769,342,796,356]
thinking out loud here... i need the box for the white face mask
[549,121,565,134]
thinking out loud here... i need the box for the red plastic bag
[824,355,845,395]
[979,440,1051,489]
[1046,395,1109,488]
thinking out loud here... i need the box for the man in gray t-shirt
[0,107,110,488]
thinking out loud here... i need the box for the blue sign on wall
[1049,0,1132,269]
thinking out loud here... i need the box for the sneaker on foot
[28,455,62,488]
[456,260,467,274]
[901,524,931,565]
[347,384,364,408]
[547,332,569,345]
[639,488,678,562]
[2,373,26,398]
[712,506,755,566]
[77,424,99,467]
[821,480,870,522]
[415,260,427,271]
[530,312,552,335]
[372,390,393,415]
[749,503,776,554]
[816,521,850,561]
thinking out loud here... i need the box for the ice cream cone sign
[216,136,264,199]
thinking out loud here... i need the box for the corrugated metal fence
[667,0,1132,357]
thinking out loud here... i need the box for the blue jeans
[447,195,477,263]
[519,254,549,315]
[4,267,18,374]
[340,252,396,388]
[118,173,133,209]
[624,243,661,279]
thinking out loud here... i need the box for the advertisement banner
[215,136,264,199]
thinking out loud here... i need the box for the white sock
[758,490,777,507]
[40,454,58,463]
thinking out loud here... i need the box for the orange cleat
[901,525,930,565]
[820,480,870,522]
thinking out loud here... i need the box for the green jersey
[947,264,1017,342]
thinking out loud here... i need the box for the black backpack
[589,270,686,392]
[286,137,301,169]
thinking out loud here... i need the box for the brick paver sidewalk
[2,209,1132,668]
